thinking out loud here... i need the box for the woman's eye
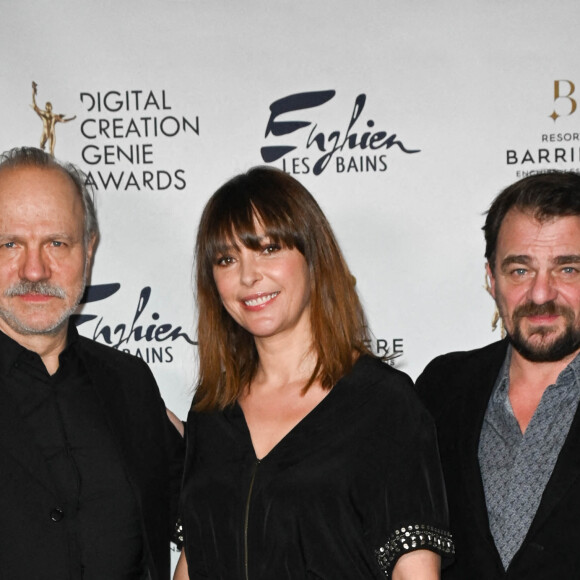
[263,243,281,254]
[216,256,233,266]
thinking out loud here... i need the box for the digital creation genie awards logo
[506,80,580,177]
[73,283,196,364]
[78,88,199,191]
[261,90,420,176]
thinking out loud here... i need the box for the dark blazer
[0,334,183,580]
[416,340,580,579]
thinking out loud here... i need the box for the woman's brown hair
[194,166,373,411]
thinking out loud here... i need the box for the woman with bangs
[174,167,453,580]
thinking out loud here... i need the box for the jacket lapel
[76,340,161,580]
[526,391,580,535]
[456,341,509,561]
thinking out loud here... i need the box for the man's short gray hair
[0,146,99,247]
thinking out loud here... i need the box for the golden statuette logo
[31,81,76,156]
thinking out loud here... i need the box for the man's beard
[506,300,580,362]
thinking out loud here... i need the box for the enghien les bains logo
[261,90,420,176]
[72,284,196,364]
[506,80,580,178]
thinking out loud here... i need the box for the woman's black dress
[180,356,453,579]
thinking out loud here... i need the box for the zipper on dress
[244,459,261,580]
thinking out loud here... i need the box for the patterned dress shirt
[478,346,580,569]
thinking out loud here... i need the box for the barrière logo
[504,80,580,175]
[550,80,577,121]
[364,338,404,365]
[261,90,420,176]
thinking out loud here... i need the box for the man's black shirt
[0,325,145,579]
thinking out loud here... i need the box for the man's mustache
[513,301,571,320]
[4,281,66,299]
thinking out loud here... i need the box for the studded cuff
[172,518,184,550]
[375,524,455,577]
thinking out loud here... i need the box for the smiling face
[212,231,312,344]
[0,166,94,343]
[488,208,580,362]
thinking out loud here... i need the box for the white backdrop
[3,0,580,407]
[2,0,580,566]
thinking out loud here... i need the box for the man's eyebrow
[554,255,580,265]
[500,255,531,269]
[500,255,580,269]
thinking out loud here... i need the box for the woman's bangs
[248,202,303,252]
[209,211,301,258]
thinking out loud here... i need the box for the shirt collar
[492,344,580,405]
[491,347,512,404]
[559,348,580,390]
[0,319,80,376]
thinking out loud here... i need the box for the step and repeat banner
[1,0,579,420]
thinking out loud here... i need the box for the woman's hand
[392,549,440,580]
